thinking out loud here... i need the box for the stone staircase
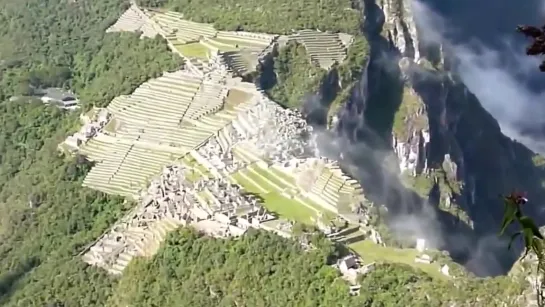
[82,217,183,275]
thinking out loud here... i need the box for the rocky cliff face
[332,0,545,282]
[380,0,420,61]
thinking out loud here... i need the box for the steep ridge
[327,0,545,278]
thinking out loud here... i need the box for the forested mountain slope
[0,0,181,304]
[0,0,539,305]
[108,229,523,307]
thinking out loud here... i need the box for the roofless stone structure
[61,5,368,275]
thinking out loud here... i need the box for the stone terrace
[148,10,218,43]
[77,68,262,199]
[106,5,354,73]
[308,161,363,214]
[74,67,370,275]
[107,5,277,76]
[79,84,288,275]
[106,4,159,38]
[82,164,275,275]
[287,30,352,69]
[287,158,364,218]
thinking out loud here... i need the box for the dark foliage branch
[500,191,545,306]
[517,25,545,71]
[494,25,545,306]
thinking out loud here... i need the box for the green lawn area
[198,190,214,204]
[349,240,447,280]
[184,168,202,182]
[247,165,339,221]
[214,37,268,49]
[84,107,99,120]
[302,197,337,220]
[205,38,239,51]
[181,156,210,181]
[269,167,296,184]
[232,147,257,164]
[242,169,281,193]
[102,118,120,134]
[248,166,287,189]
[174,43,210,59]
[225,89,252,110]
[232,172,316,224]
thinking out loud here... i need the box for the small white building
[440,264,450,277]
[414,254,433,264]
[339,255,358,273]
[416,238,426,253]
[38,88,80,110]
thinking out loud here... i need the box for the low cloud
[413,0,545,154]
[305,0,542,276]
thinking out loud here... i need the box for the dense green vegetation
[111,229,353,306]
[137,0,361,35]
[0,0,181,304]
[0,100,130,306]
[2,33,183,108]
[266,42,326,109]
[391,87,428,141]
[103,228,524,307]
[71,35,183,108]
[263,37,370,112]
[0,0,183,106]
[360,262,524,306]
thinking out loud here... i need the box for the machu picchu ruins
[4,0,541,304]
[106,3,353,73]
[61,3,374,277]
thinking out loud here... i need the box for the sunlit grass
[174,43,210,59]
[349,240,447,280]
[232,172,316,224]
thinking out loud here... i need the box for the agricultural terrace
[71,4,374,276]
[106,4,354,73]
[77,68,246,198]
[285,29,353,69]
[67,62,372,274]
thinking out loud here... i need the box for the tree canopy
[0,99,130,306]
[106,228,523,307]
[136,0,361,35]
[0,0,183,106]
[263,41,327,109]
[0,0,181,304]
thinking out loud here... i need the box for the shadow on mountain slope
[0,257,39,303]
[318,0,545,277]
